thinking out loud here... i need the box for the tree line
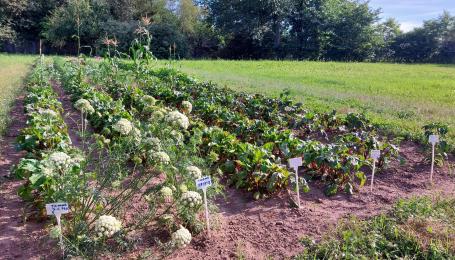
[1,0,454,63]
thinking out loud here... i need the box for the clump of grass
[297,196,455,259]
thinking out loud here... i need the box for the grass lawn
[0,54,35,139]
[157,60,455,146]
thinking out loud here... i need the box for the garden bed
[1,51,454,259]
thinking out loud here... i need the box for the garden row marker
[370,150,381,192]
[289,157,303,208]
[196,176,212,237]
[429,135,439,185]
[46,202,70,256]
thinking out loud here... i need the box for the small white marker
[46,202,70,256]
[196,176,212,236]
[289,157,303,208]
[429,135,439,185]
[370,150,381,192]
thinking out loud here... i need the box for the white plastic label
[429,135,439,145]
[370,150,381,160]
[289,157,303,170]
[196,176,212,190]
[46,203,70,216]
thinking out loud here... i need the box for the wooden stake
[370,159,376,192]
[203,188,210,237]
[431,143,435,185]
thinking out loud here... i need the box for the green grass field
[159,60,455,146]
[0,54,35,139]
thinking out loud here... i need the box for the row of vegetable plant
[12,57,218,257]
[53,56,222,257]
[117,57,399,196]
[14,58,82,215]
[149,66,451,159]
[59,56,291,198]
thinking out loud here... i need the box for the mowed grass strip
[158,60,455,145]
[0,54,35,138]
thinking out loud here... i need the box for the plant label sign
[289,157,303,171]
[288,157,303,208]
[429,135,439,184]
[369,151,380,192]
[46,202,69,255]
[429,135,439,145]
[195,176,212,236]
[46,202,70,216]
[370,150,381,161]
[196,176,212,190]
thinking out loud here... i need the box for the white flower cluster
[150,151,170,165]
[172,225,192,248]
[151,110,165,121]
[145,137,162,151]
[75,99,95,114]
[166,111,189,130]
[131,126,142,144]
[113,118,133,135]
[186,166,202,179]
[48,151,72,170]
[181,191,202,209]
[94,215,122,238]
[171,130,184,144]
[142,95,156,106]
[160,186,173,198]
[40,109,58,118]
[181,101,193,114]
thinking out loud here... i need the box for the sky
[368,0,455,32]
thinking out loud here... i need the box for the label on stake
[196,176,212,190]
[195,176,212,236]
[289,157,303,208]
[429,135,439,145]
[429,135,438,185]
[46,202,69,257]
[289,157,303,170]
[370,150,381,160]
[46,203,70,215]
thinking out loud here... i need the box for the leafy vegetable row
[120,64,399,196]
[14,59,86,215]
[67,58,292,196]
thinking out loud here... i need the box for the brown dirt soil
[51,80,84,148]
[0,95,53,260]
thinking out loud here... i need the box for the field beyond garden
[0,54,35,138]
[160,60,455,146]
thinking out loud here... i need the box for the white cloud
[400,21,421,32]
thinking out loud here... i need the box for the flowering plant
[166,111,190,130]
[113,118,133,135]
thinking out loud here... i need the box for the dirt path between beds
[0,94,52,260]
[0,80,91,260]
